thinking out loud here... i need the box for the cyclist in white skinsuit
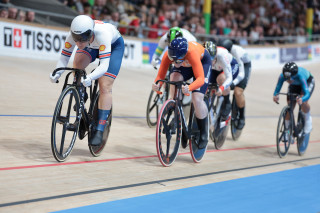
[219,39,251,129]
[50,15,124,146]
[204,41,241,122]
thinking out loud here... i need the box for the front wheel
[51,86,80,162]
[156,100,182,167]
[276,106,293,158]
[88,92,111,157]
[297,111,308,156]
[146,87,168,127]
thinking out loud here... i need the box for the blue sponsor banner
[280,46,309,63]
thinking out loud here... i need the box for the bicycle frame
[157,80,192,138]
[278,92,301,137]
[53,67,98,131]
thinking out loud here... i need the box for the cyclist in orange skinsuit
[152,37,212,149]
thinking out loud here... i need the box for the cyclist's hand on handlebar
[152,82,160,92]
[81,76,92,87]
[182,85,190,95]
[49,72,61,83]
[151,57,161,69]
[215,88,223,96]
[273,95,279,103]
[296,96,302,105]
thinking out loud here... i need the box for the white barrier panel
[0,21,319,70]
[0,21,68,59]
[245,47,280,69]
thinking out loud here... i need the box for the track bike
[155,80,209,166]
[146,67,191,128]
[51,67,112,162]
[208,83,230,149]
[276,92,309,158]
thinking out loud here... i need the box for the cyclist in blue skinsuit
[273,62,315,139]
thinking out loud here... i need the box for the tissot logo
[3,26,66,52]
[14,28,22,48]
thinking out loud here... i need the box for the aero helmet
[282,62,298,79]
[167,27,183,43]
[70,15,94,42]
[168,37,188,62]
[203,41,217,60]
[219,39,233,52]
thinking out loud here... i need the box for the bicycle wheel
[88,92,111,157]
[146,87,168,127]
[189,104,208,163]
[297,111,308,156]
[276,106,293,158]
[51,86,80,162]
[231,94,242,141]
[156,100,182,167]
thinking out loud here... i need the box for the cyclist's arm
[231,54,245,86]
[273,74,285,96]
[87,34,113,80]
[151,33,167,62]
[188,53,205,91]
[219,54,233,91]
[56,33,76,70]
[154,51,171,83]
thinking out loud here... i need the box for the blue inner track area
[54,164,320,213]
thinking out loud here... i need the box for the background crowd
[1,0,320,45]
[0,0,35,22]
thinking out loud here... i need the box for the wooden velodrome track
[0,55,319,212]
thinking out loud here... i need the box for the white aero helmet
[70,15,94,42]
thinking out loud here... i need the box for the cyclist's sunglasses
[174,59,184,64]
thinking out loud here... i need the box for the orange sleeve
[154,51,171,84]
[186,49,205,91]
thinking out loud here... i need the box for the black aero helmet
[203,41,217,60]
[167,27,183,43]
[220,39,233,52]
[282,62,298,79]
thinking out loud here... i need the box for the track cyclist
[151,27,197,68]
[273,62,315,138]
[49,15,124,146]
[219,39,251,129]
[152,37,212,149]
[204,41,241,122]
[151,27,196,105]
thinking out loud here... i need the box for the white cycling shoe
[304,116,312,134]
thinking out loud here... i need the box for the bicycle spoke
[59,123,67,155]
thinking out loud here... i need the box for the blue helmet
[168,37,188,62]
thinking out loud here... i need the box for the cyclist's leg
[91,37,124,146]
[192,51,211,148]
[217,73,231,121]
[301,76,315,133]
[234,62,251,129]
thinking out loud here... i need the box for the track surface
[0,56,319,212]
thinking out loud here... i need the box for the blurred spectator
[0,0,13,9]
[25,11,35,22]
[8,7,17,19]
[148,15,169,39]
[0,8,8,18]
[16,10,26,22]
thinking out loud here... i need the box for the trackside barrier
[0,20,319,70]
